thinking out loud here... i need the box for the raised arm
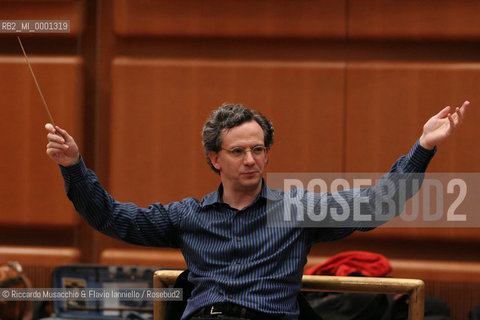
[307,100,472,243]
[44,123,182,248]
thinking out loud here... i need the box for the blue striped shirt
[59,140,435,320]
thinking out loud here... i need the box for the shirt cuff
[406,140,437,172]
[59,156,88,186]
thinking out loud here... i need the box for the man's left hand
[419,100,470,150]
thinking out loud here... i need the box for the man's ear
[265,149,269,164]
[208,151,221,171]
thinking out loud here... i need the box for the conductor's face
[209,120,268,193]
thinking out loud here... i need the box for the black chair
[154,270,425,320]
[163,269,321,320]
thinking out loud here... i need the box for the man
[45,101,469,320]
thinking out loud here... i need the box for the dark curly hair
[202,103,274,174]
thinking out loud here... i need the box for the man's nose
[243,150,256,165]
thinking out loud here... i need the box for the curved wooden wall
[0,57,83,227]
[0,0,84,289]
[0,0,479,317]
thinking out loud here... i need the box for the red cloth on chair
[304,251,392,276]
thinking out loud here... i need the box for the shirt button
[228,294,233,299]
[236,237,241,242]
[236,261,241,264]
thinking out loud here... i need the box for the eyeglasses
[222,145,267,159]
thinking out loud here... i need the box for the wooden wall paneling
[0,246,80,267]
[352,225,480,244]
[311,234,480,262]
[98,58,345,249]
[344,62,480,243]
[0,56,83,227]
[74,0,116,263]
[0,0,83,36]
[113,0,346,38]
[71,0,102,263]
[100,248,186,268]
[402,261,480,320]
[92,0,115,185]
[110,58,346,204]
[426,281,480,320]
[306,255,480,283]
[346,62,480,173]
[0,246,81,288]
[348,0,480,40]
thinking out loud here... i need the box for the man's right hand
[45,123,80,167]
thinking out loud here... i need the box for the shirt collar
[200,184,223,207]
[260,180,284,202]
[201,179,283,208]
